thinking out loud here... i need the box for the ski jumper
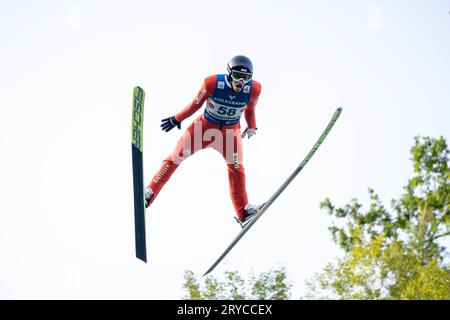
[148,74,261,220]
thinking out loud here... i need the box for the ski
[131,86,147,262]
[203,107,343,276]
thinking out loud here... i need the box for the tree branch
[431,231,450,242]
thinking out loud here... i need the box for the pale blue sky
[0,1,449,299]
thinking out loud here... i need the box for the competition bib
[203,74,252,126]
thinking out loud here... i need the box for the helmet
[227,55,253,83]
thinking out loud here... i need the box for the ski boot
[235,203,266,228]
[144,187,153,208]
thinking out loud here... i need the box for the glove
[241,128,257,139]
[161,116,181,132]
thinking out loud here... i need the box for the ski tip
[333,107,343,119]
[133,86,146,101]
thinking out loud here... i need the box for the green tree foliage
[251,268,290,300]
[182,267,291,300]
[306,136,450,300]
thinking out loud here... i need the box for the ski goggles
[230,70,252,83]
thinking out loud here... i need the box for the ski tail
[203,107,343,276]
[132,86,147,262]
